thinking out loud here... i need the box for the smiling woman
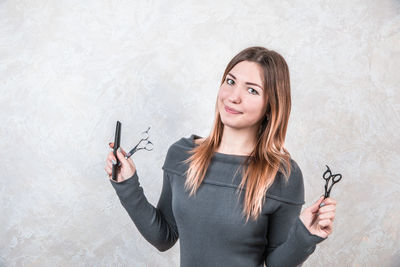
[217,60,268,147]
[106,46,337,267]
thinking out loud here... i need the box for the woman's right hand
[105,142,137,183]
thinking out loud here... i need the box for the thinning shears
[125,126,154,159]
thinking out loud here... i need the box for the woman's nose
[228,87,241,103]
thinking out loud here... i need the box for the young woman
[105,46,337,267]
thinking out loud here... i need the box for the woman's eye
[226,78,259,95]
[248,88,259,95]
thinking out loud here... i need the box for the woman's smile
[225,105,243,114]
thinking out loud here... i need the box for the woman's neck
[216,127,257,156]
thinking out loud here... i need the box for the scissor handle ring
[323,165,332,180]
[331,173,342,183]
[145,141,154,151]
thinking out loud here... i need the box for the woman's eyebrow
[227,73,263,90]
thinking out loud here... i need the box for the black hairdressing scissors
[125,126,154,159]
[322,164,342,198]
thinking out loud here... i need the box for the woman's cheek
[248,101,267,120]
[219,86,230,99]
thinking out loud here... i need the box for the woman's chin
[220,119,244,129]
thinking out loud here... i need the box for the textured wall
[0,0,399,266]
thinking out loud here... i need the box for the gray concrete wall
[0,0,399,266]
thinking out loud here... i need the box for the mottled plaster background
[0,0,399,266]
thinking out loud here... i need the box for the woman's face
[217,60,267,130]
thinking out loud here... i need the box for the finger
[116,147,128,166]
[119,147,127,157]
[318,219,332,228]
[323,197,337,206]
[108,152,117,162]
[324,224,333,234]
[319,211,336,220]
[109,142,114,148]
[107,159,113,170]
[126,157,134,165]
[104,166,112,176]
[319,204,336,213]
[109,145,127,157]
[311,196,325,213]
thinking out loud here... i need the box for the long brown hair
[182,46,292,223]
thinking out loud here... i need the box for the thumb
[116,147,128,166]
[310,196,325,213]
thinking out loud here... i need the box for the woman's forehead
[229,61,264,87]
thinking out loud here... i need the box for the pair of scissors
[319,165,342,207]
[322,164,342,195]
[125,126,154,159]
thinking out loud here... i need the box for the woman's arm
[264,201,326,267]
[109,169,179,252]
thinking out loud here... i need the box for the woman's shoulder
[167,134,203,154]
[266,158,305,205]
[161,134,202,175]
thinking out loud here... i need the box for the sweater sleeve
[264,159,327,267]
[109,169,179,252]
[264,201,326,267]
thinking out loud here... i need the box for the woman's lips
[225,106,242,114]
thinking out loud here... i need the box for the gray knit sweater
[110,134,325,267]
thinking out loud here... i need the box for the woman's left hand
[299,196,337,238]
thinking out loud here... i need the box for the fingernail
[112,159,116,164]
